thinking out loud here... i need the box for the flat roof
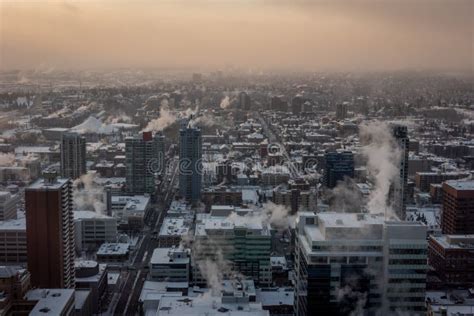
[27,289,74,316]
[150,247,189,265]
[444,180,474,191]
[97,243,129,256]
[0,217,26,231]
[28,177,69,190]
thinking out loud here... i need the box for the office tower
[239,92,251,110]
[60,132,86,179]
[335,102,348,120]
[179,126,202,203]
[294,212,427,316]
[291,96,304,115]
[323,151,354,189]
[25,172,75,289]
[125,131,165,195]
[391,125,409,219]
[441,180,474,234]
[192,211,272,286]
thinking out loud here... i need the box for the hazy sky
[1,0,472,71]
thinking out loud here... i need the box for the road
[113,157,179,315]
[255,111,300,178]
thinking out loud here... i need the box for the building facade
[323,151,354,189]
[294,212,427,316]
[179,126,202,203]
[25,173,76,289]
[60,132,87,180]
[441,180,474,234]
[125,131,165,195]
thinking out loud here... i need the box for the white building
[294,212,427,316]
[74,211,118,252]
[149,247,190,282]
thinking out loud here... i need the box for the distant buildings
[125,131,165,195]
[239,91,251,110]
[294,212,427,316]
[179,126,202,203]
[323,151,354,189]
[25,172,76,289]
[415,171,470,192]
[441,180,474,234]
[60,132,87,179]
[335,102,348,120]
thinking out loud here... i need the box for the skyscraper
[335,102,348,120]
[25,171,75,289]
[323,151,354,189]
[60,132,86,179]
[125,131,165,195]
[238,91,251,110]
[179,125,202,203]
[441,180,474,234]
[294,212,427,316]
[291,95,304,115]
[391,125,409,219]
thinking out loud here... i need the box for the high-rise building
[239,92,251,110]
[291,96,304,115]
[323,151,354,189]
[60,132,86,179]
[391,125,409,219]
[25,172,75,289]
[179,125,202,203]
[294,212,427,316]
[441,180,474,234]
[335,102,348,120]
[125,131,165,195]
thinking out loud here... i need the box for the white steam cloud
[220,96,230,109]
[73,172,106,214]
[143,105,178,132]
[359,121,401,217]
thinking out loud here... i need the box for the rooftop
[26,289,74,316]
[444,180,474,191]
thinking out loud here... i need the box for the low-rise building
[96,243,129,263]
[0,217,27,264]
[149,247,190,282]
[74,211,118,252]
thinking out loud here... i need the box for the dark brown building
[428,235,474,286]
[441,180,474,235]
[25,173,75,289]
